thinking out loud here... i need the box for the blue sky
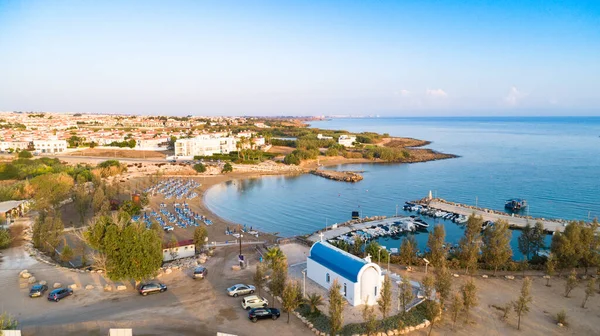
[0,0,599,116]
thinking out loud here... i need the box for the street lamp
[423,258,430,274]
[301,269,307,298]
[238,225,244,268]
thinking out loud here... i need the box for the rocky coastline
[310,169,364,182]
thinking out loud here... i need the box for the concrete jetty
[424,200,567,233]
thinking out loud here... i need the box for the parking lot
[0,244,312,336]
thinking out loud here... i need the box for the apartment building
[174,135,237,157]
[33,139,68,153]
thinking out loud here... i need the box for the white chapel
[307,238,384,306]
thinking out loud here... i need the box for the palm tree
[265,246,285,270]
[306,293,324,314]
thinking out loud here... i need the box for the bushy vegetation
[0,228,11,249]
[193,163,206,173]
[108,139,137,148]
[193,151,277,163]
[296,299,431,335]
[283,149,319,165]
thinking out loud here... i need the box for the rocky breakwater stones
[53,282,62,289]
[310,169,364,183]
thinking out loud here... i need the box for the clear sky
[0,0,599,116]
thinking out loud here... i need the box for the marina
[416,198,569,233]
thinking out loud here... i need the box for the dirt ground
[66,148,169,159]
[278,243,599,335]
[1,238,312,336]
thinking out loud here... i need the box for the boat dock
[307,217,406,243]
[422,199,567,233]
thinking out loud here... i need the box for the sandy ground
[279,243,599,335]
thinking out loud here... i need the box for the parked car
[248,307,280,323]
[193,266,208,279]
[29,284,48,298]
[227,284,256,297]
[138,282,167,296]
[241,295,268,310]
[47,288,73,302]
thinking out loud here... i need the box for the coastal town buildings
[32,139,68,153]
[338,135,356,147]
[174,135,237,157]
[162,239,196,262]
[307,240,383,306]
[317,134,333,140]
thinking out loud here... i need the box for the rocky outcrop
[311,169,363,182]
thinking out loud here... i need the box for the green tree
[399,276,414,316]
[193,226,208,252]
[513,277,533,331]
[434,263,453,307]
[579,220,600,274]
[481,219,513,275]
[73,183,91,226]
[0,228,10,249]
[582,278,596,308]
[282,280,302,323]
[60,243,74,263]
[85,214,162,285]
[92,186,107,215]
[366,241,389,263]
[119,200,141,216]
[550,221,582,272]
[530,221,546,257]
[461,279,478,323]
[328,279,345,336]
[254,263,266,296]
[449,291,464,330]
[18,150,33,159]
[545,253,556,286]
[421,274,435,300]
[167,235,179,260]
[399,235,418,266]
[518,223,533,261]
[30,173,74,213]
[564,269,578,298]
[269,259,288,301]
[427,224,447,268]
[222,162,233,173]
[0,312,19,330]
[32,215,64,255]
[265,246,286,270]
[425,301,441,336]
[351,235,364,257]
[305,293,324,314]
[362,298,377,336]
[458,214,482,274]
[377,275,392,318]
[193,163,207,173]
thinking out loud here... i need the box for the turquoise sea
[205,117,600,259]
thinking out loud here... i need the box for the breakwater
[310,169,363,182]
[415,198,569,233]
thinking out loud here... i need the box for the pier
[310,169,363,182]
[422,199,567,233]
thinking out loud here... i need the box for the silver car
[227,284,256,297]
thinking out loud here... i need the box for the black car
[138,282,167,296]
[29,284,48,298]
[47,288,73,302]
[248,308,280,323]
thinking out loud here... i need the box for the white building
[317,134,333,140]
[338,135,356,147]
[136,137,169,151]
[307,240,383,306]
[163,239,196,262]
[174,135,237,157]
[0,141,30,152]
[32,139,67,154]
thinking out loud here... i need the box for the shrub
[556,310,568,326]
[222,162,233,173]
[193,163,206,173]
[0,228,11,249]
[18,150,33,159]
